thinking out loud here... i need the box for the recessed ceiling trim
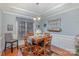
[3,10,33,19]
[45,6,79,18]
[41,3,66,15]
[10,6,39,16]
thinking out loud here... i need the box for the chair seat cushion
[6,39,18,43]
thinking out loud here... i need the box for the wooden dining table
[20,34,52,56]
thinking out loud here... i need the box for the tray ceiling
[0,3,79,18]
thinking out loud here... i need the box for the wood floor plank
[51,45,75,56]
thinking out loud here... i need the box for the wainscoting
[0,37,1,55]
[0,34,76,55]
[52,34,76,54]
[0,37,3,55]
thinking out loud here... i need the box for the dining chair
[31,37,44,56]
[23,35,29,46]
[22,33,34,55]
[4,33,18,53]
[31,45,44,56]
[43,32,50,36]
[33,37,50,56]
[23,34,32,49]
[31,38,39,56]
[27,32,34,36]
[20,46,32,56]
[23,32,34,46]
[37,47,44,56]
[43,35,52,56]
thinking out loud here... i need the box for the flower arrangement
[35,29,42,36]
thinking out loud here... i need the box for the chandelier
[33,3,41,21]
[33,17,41,21]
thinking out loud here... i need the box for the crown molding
[10,6,39,16]
[43,4,79,19]
[1,3,79,20]
[9,4,66,16]
[2,10,33,19]
[41,3,66,15]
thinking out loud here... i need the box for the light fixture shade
[33,18,36,21]
[38,17,41,20]
[33,17,41,21]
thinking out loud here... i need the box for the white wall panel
[52,34,76,53]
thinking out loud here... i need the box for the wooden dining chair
[23,35,28,46]
[31,45,44,56]
[43,32,50,36]
[23,33,32,46]
[22,34,32,54]
[31,45,40,56]
[32,37,42,46]
[27,32,34,36]
[32,36,52,56]
[31,37,45,56]
[37,47,44,56]
[20,46,32,56]
[43,35,52,56]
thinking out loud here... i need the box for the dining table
[20,33,52,56]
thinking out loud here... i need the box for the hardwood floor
[51,46,75,56]
[2,47,19,56]
[2,45,24,56]
[1,45,75,56]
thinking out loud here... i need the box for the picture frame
[48,18,62,32]
[7,24,13,31]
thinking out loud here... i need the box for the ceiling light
[38,17,41,20]
[33,17,41,21]
[33,18,36,21]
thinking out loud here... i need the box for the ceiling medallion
[36,3,39,5]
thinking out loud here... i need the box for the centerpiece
[35,29,42,37]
